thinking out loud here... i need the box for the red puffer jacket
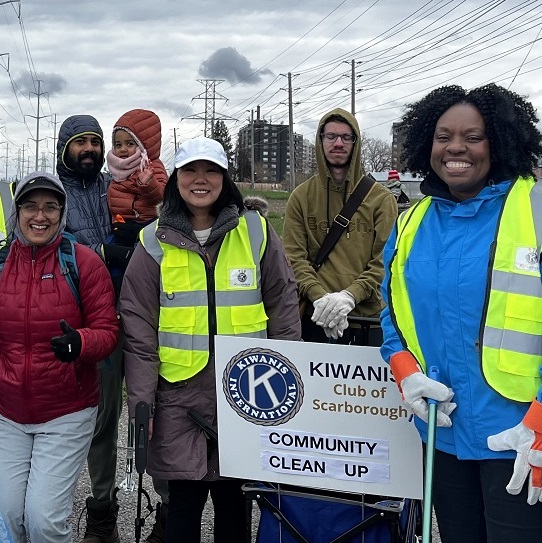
[0,236,119,424]
[108,108,168,222]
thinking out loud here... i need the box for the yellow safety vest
[141,211,269,382]
[0,195,5,242]
[389,177,542,401]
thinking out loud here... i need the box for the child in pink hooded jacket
[106,108,168,248]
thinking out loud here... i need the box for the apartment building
[237,116,315,186]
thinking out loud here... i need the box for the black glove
[111,220,143,247]
[102,243,134,270]
[50,320,82,362]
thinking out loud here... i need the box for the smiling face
[18,189,62,246]
[66,134,103,177]
[430,103,491,200]
[176,160,224,224]
[113,129,138,158]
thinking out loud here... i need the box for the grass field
[241,188,416,238]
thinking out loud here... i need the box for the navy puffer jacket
[56,115,113,254]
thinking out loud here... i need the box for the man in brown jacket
[283,108,398,345]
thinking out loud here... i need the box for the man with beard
[57,115,132,543]
[283,108,397,345]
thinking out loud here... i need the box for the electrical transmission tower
[185,79,234,137]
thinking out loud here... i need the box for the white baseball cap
[174,136,228,170]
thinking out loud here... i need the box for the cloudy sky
[1,0,542,178]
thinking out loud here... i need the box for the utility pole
[350,59,356,115]
[3,141,8,182]
[287,73,295,192]
[250,109,255,190]
[173,128,178,151]
[26,80,49,170]
[40,151,48,171]
[279,73,299,191]
[51,114,58,174]
[19,145,25,180]
[343,59,362,115]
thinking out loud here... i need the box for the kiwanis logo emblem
[222,348,304,426]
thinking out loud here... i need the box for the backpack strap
[0,234,81,308]
[0,243,9,272]
[58,232,81,309]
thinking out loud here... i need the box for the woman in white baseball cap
[120,136,301,542]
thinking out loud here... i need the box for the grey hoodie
[8,171,67,246]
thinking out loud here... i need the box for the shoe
[80,497,120,543]
[145,502,168,543]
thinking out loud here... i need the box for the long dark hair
[401,83,542,183]
[162,166,244,217]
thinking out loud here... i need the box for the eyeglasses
[18,203,62,218]
[321,132,356,143]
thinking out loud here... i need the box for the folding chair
[244,482,420,543]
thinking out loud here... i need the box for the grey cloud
[154,100,194,119]
[14,71,67,97]
[199,47,273,85]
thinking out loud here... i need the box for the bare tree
[359,132,392,172]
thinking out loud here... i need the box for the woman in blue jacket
[381,83,542,542]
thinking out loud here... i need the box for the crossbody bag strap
[312,175,375,271]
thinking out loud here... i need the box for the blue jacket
[0,506,13,542]
[380,181,535,460]
[56,115,113,255]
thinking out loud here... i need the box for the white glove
[323,316,349,340]
[400,372,456,427]
[311,290,355,328]
[487,401,542,505]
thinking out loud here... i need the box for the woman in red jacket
[0,171,119,543]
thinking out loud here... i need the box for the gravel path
[70,401,440,542]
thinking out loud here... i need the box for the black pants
[167,479,246,543]
[432,449,542,543]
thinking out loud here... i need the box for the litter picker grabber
[119,416,135,493]
[134,401,154,543]
[422,366,440,543]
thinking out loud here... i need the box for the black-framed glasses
[320,132,356,143]
[18,202,62,218]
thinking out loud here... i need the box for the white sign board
[215,336,423,500]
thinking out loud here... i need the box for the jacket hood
[112,109,162,161]
[315,108,364,193]
[56,115,105,179]
[8,171,67,245]
[243,196,268,217]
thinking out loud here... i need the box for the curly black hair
[401,83,542,183]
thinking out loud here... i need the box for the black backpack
[0,232,80,307]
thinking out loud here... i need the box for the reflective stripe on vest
[389,178,542,401]
[141,211,268,381]
[482,178,542,401]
